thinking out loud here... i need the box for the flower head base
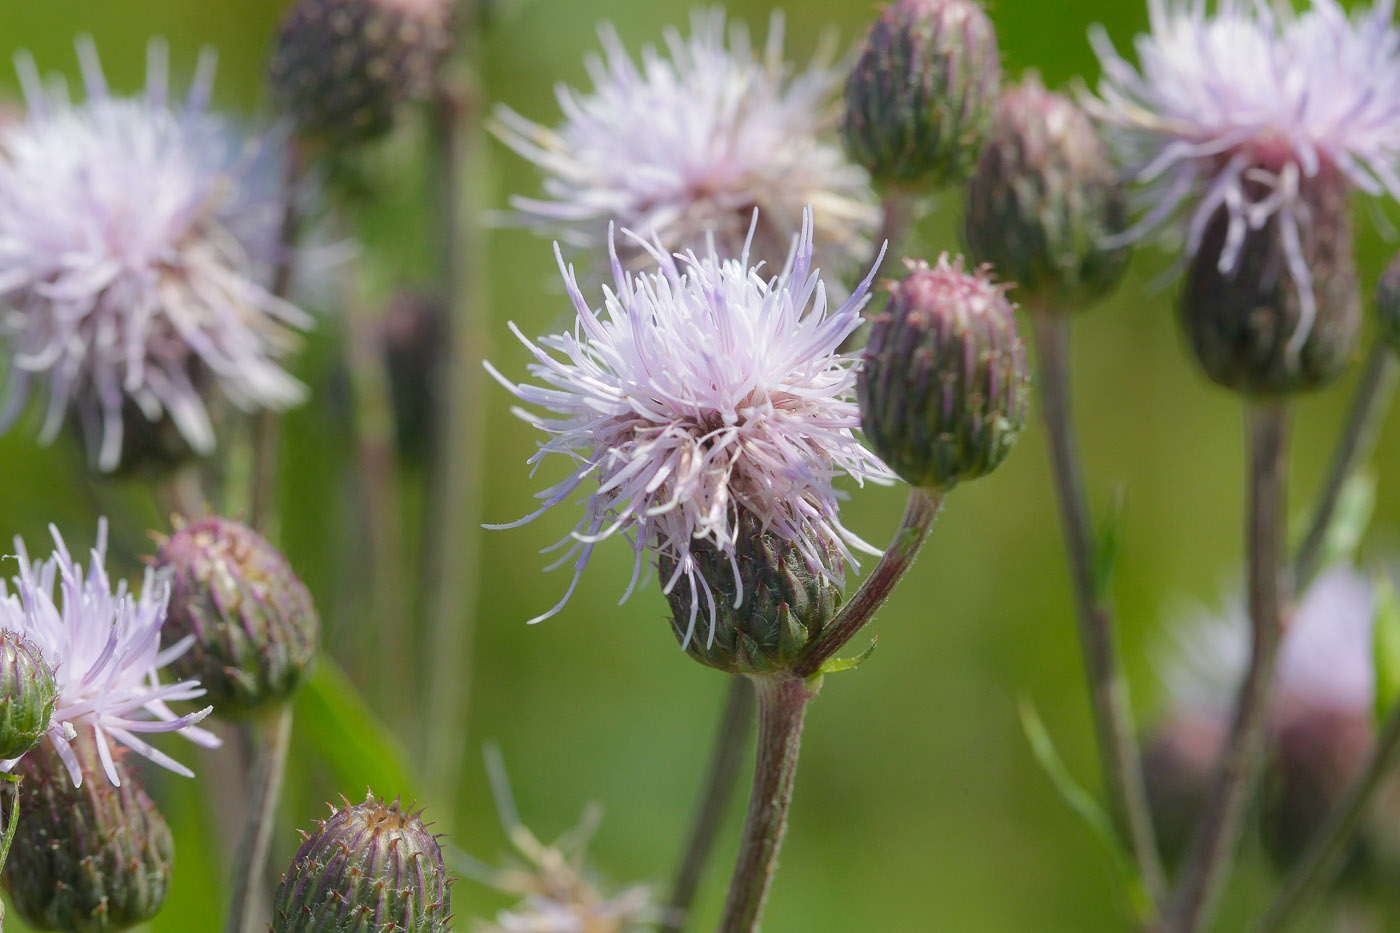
[493,10,877,274]
[0,40,312,471]
[0,520,218,787]
[1089,0,1399,385]
[486,210,890,647]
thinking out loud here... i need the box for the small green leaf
[1321,472,1377,570]
[294,657,418,800]
[1092,484,1127,602]
[815,638,878,676]
[1373,575,1400,724]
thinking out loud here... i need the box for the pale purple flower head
[492,9,878,274]
[0,39,312,471]
[486,209,891,644]
[1089,0,1400,349]
[0,519,218,787]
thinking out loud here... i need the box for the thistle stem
[1165,403,1292,933]
[793,486,941,679]
[1030,309,1166,907]
[1294,344,1396,584]
[0,775,21,875]
[662,676,756,933]
[718,673,816,933]
[224,703,294,933]
[1253,696,1400,932]
[871,191,914,278]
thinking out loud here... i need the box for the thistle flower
[1089,0,1400,391]
[0,39,312,471]
[492,10,878,273]
[0,520,218,787]
[486,210,890,647]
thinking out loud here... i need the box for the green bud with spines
[962,75,1131,311]
[155,516,319,716]
[269,0,456,147]
[659,510,842,675]
[1181,165,1360,395]
[0,631,56,761]
[858,256,1029,491]
[1376,251,1400,355]
[843,0,1001,191]
[1,733,174,933]
[272,793,451,933]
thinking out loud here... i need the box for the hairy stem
[1295,344,1396,584]
[224,703,294,933]
[1031,309,1166,907]
[663,676,756,933]
[793,486,941,679]
[718,674,816,933]
[1166,403,1292,932]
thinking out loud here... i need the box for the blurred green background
[0,0,1397,930]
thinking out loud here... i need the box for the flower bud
[659,510,842,675]
[272,793,451,933]
[1181,167,1360,395]
[962,75,1130,311]
[858,256,1029,490]
[269,0,456,146]
[1376,250,1400,355]
[1141,715,1225,866]
[0,631,56,761]
[2,733,174,932]
[843,0,1001,191]
[155,517,319,716]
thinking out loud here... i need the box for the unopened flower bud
[0,631,56,761]
[272,793,451,933]
[963,76,1130,311]
[1181,168,1360,395]
[659,509,842,675]
[843,0,1001,191]
[1376,251,1400,355]
[858,256,1029,490]
[156,517,319,716]
[1142,715,1225,866]
[2,733,174,932]
[269,0,456,146]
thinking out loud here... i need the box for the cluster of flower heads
[1089,0,1400,349]
[0,39,310,471]
[0,519,216,787]
[487,211,890,645]
[493,9,878,273]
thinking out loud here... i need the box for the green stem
[1165,403,1292,933]
[717,673,816,933]
[1253,696,1400,932]
[662,676,756,933]
[224,704,294,933]
[1294,344,1397,584]
[1031,309,1167,908]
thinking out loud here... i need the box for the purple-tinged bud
[269,0,456,146]
[1181,164,1360,395]
[963,76,1130,311]
[843,0,1001,191]
[2,734,173,932]
[1142,715,1225,866]
[155,517,319,716]
[272,793,451,933]
[0,631,56,761]
[659,509,842,675]
[858,256,1029,490]
[1376,251,1400,356]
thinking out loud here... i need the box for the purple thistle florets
[1089,0,1400,353]
[0,519,218,787]
[0,39,312,471]
[492,9,878,274]
[486,209,892,646]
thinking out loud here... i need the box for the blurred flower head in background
[0,519,217,787]
[0,39,312,471]
[486,210,889,645]
[492,8,878,273]
[1088,0,1400,354]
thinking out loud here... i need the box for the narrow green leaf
[293,657,418,800]
[1373,575,1400,725]
[1322,472,1377,571]
[815,638,877,676]
[1092,484,1127,602]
